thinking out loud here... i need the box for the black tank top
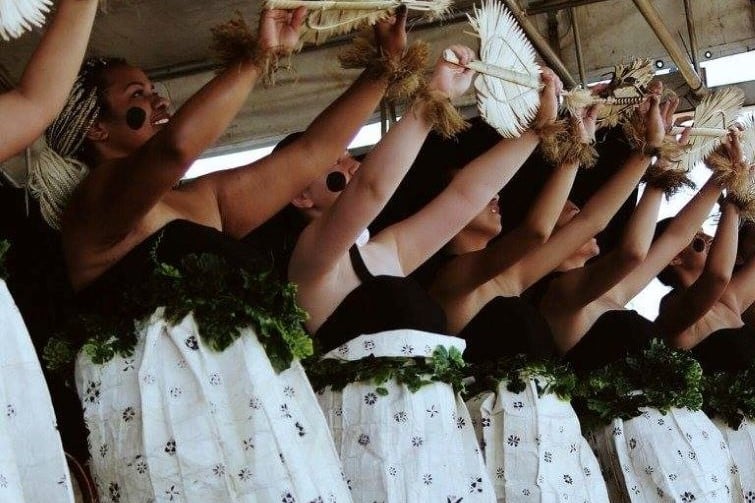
[693,324,755,373]
[458,296,555,364]
[565,309,658,374]
[314,246,447,352]
[77,220,272,311]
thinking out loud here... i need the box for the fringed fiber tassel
[538,119,598,169]
[339,33,429,101]
[642,163,696,198]
[411,87,469,139]
[210,12,288,86]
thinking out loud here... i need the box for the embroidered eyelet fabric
[588,407,740,502]
[315,330,494,503]
[75,310,351,503]
[713,416,755,501]
[0,280,73,502]
[466,379,609,502]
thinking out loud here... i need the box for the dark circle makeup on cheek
[326,171,347,193]
[126,107,147,130]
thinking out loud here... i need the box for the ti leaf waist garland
[466,353,579,401]
[703,361,755,430]
[306,345,467,395]
[44,250,312,374]
[574,339,704,430]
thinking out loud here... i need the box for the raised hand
[428,45,476,100]
[532,67,562,129]
[374,5,408,60]
[258,7,306,54]
[642,88,666,149]
[573,104,600,144]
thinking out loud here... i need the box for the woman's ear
[85,119,109,142]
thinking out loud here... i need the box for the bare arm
[379,67,568,275]
[724,253,755,315]
[658,200,739,342]
[430,71,575,298]
[611,177,722,304]
[79,8,306,239]
[0,0,98,161]
[290,45,475,279]
[203,12,410,238]
[557,184,664,309]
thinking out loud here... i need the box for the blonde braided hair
[27,58,121,229]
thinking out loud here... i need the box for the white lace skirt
[315,330,494,503]
[589,407,740,502]
[713,416,755,501]
[75,310,351,503]
[466,379,609,502]
[0,280,73,502]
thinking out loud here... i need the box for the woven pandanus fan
[592,59,654,127]
[462,0,540,138]
[674,87,744,172]
[263,0,450,45]
[737,113,755,164]
[0,0,51,40]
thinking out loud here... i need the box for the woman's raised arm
[0,0,98,161]
[70,8,306,238]
[197,11,411,238]
[658,200,739,346]
[379,68,564,276]
[290,45,475,280]
[509,94,669,293]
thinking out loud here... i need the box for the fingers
[647,94,660,116]
[394,4,408,30]
[647,80,663,95]
[442,45,474,69]
[678,127,691,146]
[291,6,307,29]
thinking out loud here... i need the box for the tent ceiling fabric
[0,0,753,155]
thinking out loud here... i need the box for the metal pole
[500,0,578,88]
[570,7,587,87]
[632,0,707,97]
[682,0,700,72]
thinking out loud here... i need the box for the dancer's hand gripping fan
[263,0,451,45]
[665,87,746,172]
[444,0,653,138]
[0,0,51,40]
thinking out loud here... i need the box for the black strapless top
[565,309,658,373]
[693,324,755,374]
[77,219,271,310]
[314,246,447,352]
[458,296,554,364]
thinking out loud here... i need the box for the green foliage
[466,353,578,400]
[306,345,467,395]
[703,361,755,429]
[575,339,703,430]
[45,251,311,374]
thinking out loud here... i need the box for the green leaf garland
[44,251,311,374]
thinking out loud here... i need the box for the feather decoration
[0,0,51,41]
[464,0,540,138]
[679,86,744,172]
[596,59,654,127]
[263,0,450,45]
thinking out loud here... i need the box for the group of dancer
[1,1,755,502]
